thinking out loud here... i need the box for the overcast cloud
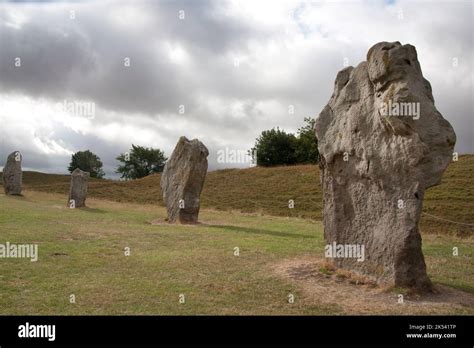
[0,0,472,178]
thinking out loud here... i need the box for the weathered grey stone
[315,42,456,291]
[2,151,22,195]
[160,136,209,224]
[67,168,89,208]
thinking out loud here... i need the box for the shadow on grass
[435,281,474,295]
[206,224,313,239]
[0,193,41,204]
[1,193,26,199]
[80,207,107,214]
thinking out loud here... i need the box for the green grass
[423,235,474,294]
[0,191,472,315]
[4,154,472,237]
[0,191,327,315]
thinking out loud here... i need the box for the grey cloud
[0,0,266,116]
[0,0,472,179]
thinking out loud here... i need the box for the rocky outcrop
[2,151,22,195]
[315,41,456,291]
[160,136,209,224]
[67,168,89,208]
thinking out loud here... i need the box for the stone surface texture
[68,168,89,208]
[315,41,456,290]
[2,151,22,195]
[160,136,209,224]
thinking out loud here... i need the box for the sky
[0,0,472,178]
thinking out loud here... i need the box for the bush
[249,128,298,166]
[116,144,167,180]
[249,118,319,166]
[68,150,105,179]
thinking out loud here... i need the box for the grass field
[10,154,474,237]
[0,191,473,315]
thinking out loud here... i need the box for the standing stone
[160,136,209,224]
[315,42,456,291]
[67,168,89,208]
[2,151,22,195]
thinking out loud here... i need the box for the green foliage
[116,144,167,180]
[296,117,319,164]
[249,117,319,166]
[249,128,298,167]
[68,150,105,179]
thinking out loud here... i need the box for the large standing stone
[2,151,22,195]
[315,42,456,291]
[160,136,209,224]
[67,168,89,208]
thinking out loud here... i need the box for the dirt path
[272,256,474,315]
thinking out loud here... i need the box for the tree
[68,150,105,179]
[249,127,298,167]
[249,118,319,167]
[295,117,319,164]
[116,144,167,180]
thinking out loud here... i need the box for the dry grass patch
[272,256,474,315]
[5,154,473,236]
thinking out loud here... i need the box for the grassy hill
[2,154,473,236]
